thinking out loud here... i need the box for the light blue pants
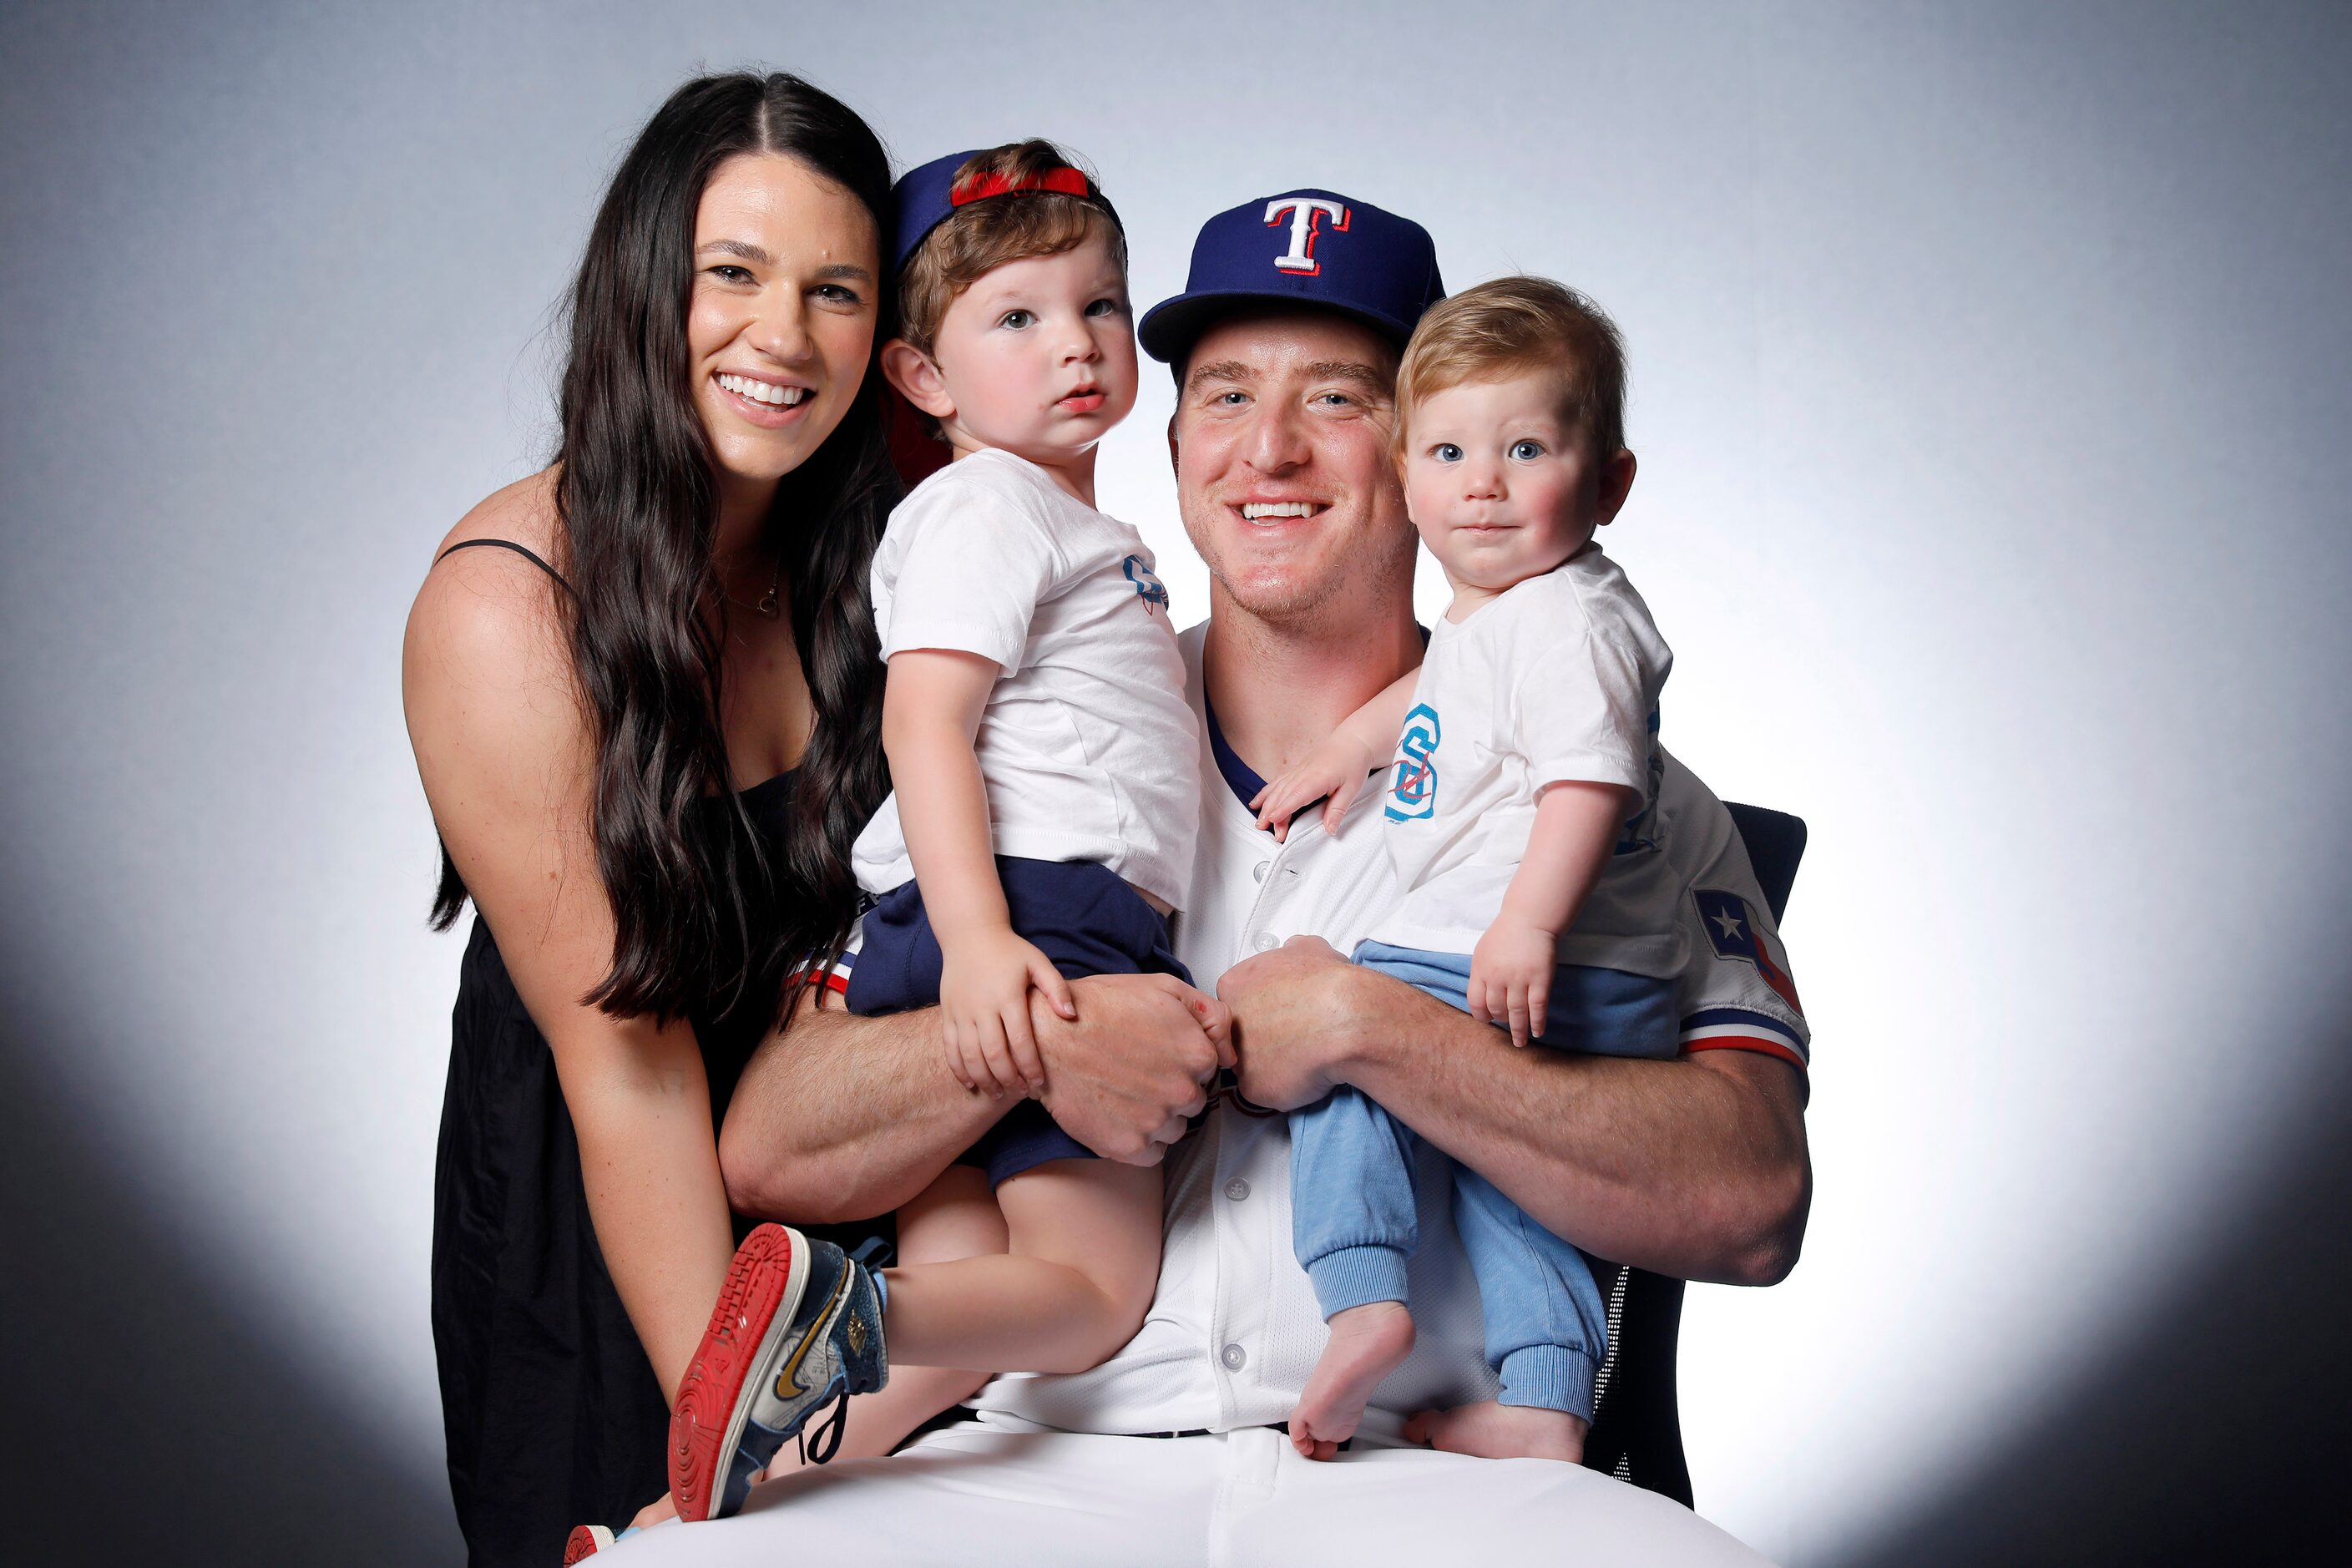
[1287,941,1679,1419]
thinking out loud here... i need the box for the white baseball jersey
[850,450,1201,912]
[1372,543,1686,978]
[964,620,1809,1437]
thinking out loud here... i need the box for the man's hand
[1034,972,1228,1163]
[1218,935,1369,1111]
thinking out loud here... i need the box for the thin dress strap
[435,537,576,596]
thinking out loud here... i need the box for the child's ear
[1595,448,1638,526]
[880,339,955,420]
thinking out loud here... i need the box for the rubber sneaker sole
[563,1523,615,1561]
[670,1223,811,1523]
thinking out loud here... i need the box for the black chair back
[1581,802,1804,1506]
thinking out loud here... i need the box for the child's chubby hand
[1469,920,1559,1050]
[939,928,1078,1098]
[1252,734,1381,842]
[1169,975,1237,1071]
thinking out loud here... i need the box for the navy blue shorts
[846,857,1191,1188]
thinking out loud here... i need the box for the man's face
[1170,311,1417,630]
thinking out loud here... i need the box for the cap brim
[1137,289,1415,366]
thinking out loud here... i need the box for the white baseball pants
[602,1420,1768,1566]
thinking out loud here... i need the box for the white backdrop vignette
[3,3,2348,1561]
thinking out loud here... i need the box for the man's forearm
[1337,972,1810,1284]
[1226,946,1810,1285]
[721,973,1227,1223]
[718,994,998,1224]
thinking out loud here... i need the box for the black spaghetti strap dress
[425,539,806,1565]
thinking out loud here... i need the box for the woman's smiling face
[685,153,881,488]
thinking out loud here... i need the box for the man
[674,191,1808,1564]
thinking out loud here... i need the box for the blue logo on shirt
[1385,704,1440,821]
[1122,554,1170,616]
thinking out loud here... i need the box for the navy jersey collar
[1203,694,1268,813]
[1201,625,1428,822]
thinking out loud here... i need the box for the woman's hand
[1251,733,1379,841]
[1469,919,1558,1050]
[939,928,1075,1097]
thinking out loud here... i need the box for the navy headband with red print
[889,149,1119,274]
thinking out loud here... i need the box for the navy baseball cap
[890,148,1120,276]
[1138,189,1444,365]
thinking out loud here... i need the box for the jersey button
[1221,1343,1248,1371]
[1252,860,1270,883]
[1223,1177,1251,1201]
[1253,932,1279,952]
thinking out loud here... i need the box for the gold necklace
[723,554,784,619]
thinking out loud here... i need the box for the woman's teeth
[718,373,807,407]
[1241,502,1321,520]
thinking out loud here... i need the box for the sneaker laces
[797,1388,852,1467]
[790,1237,883,1469]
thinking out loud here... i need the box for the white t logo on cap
[1264,196,1350,275]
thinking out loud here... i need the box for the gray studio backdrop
[4,3,2348,1562]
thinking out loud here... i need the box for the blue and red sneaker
[669,1224,889,1522]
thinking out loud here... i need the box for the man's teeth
[718,373,808,407]
[1240,502,1321,520]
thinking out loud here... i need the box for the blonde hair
[894,139,1125,354]
[1393,276,1627,458]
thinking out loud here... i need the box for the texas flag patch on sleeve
[1693,888,1803,1016]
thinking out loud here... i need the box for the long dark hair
[432,71,894,1034]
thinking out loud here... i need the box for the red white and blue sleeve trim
[1678,1006,1808,1071]
[788,947,855,999]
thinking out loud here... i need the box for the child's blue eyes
[999,310,1035,330]
[1429,440,1549,462]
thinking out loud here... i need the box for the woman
[402,72,894,1565]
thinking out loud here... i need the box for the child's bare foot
[1288,1301,1415,1460]
[1402,1399,1588,1462]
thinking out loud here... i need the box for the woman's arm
[883,649,1075,1095]
[403,537,734,1399]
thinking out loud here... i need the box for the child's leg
[667,1154,1153,1522]
[758,1166,1004,1477]
[1412,969,1669,1463]
[1536,964,1682,1060]
[883,1157,1163,1373]
[1444,1161,1605,1462]
[1287,1087,1423,1459]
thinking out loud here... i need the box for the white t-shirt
[1370,544,1686,978]
[964,620,1809,1436]
[849,449,1200,913]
